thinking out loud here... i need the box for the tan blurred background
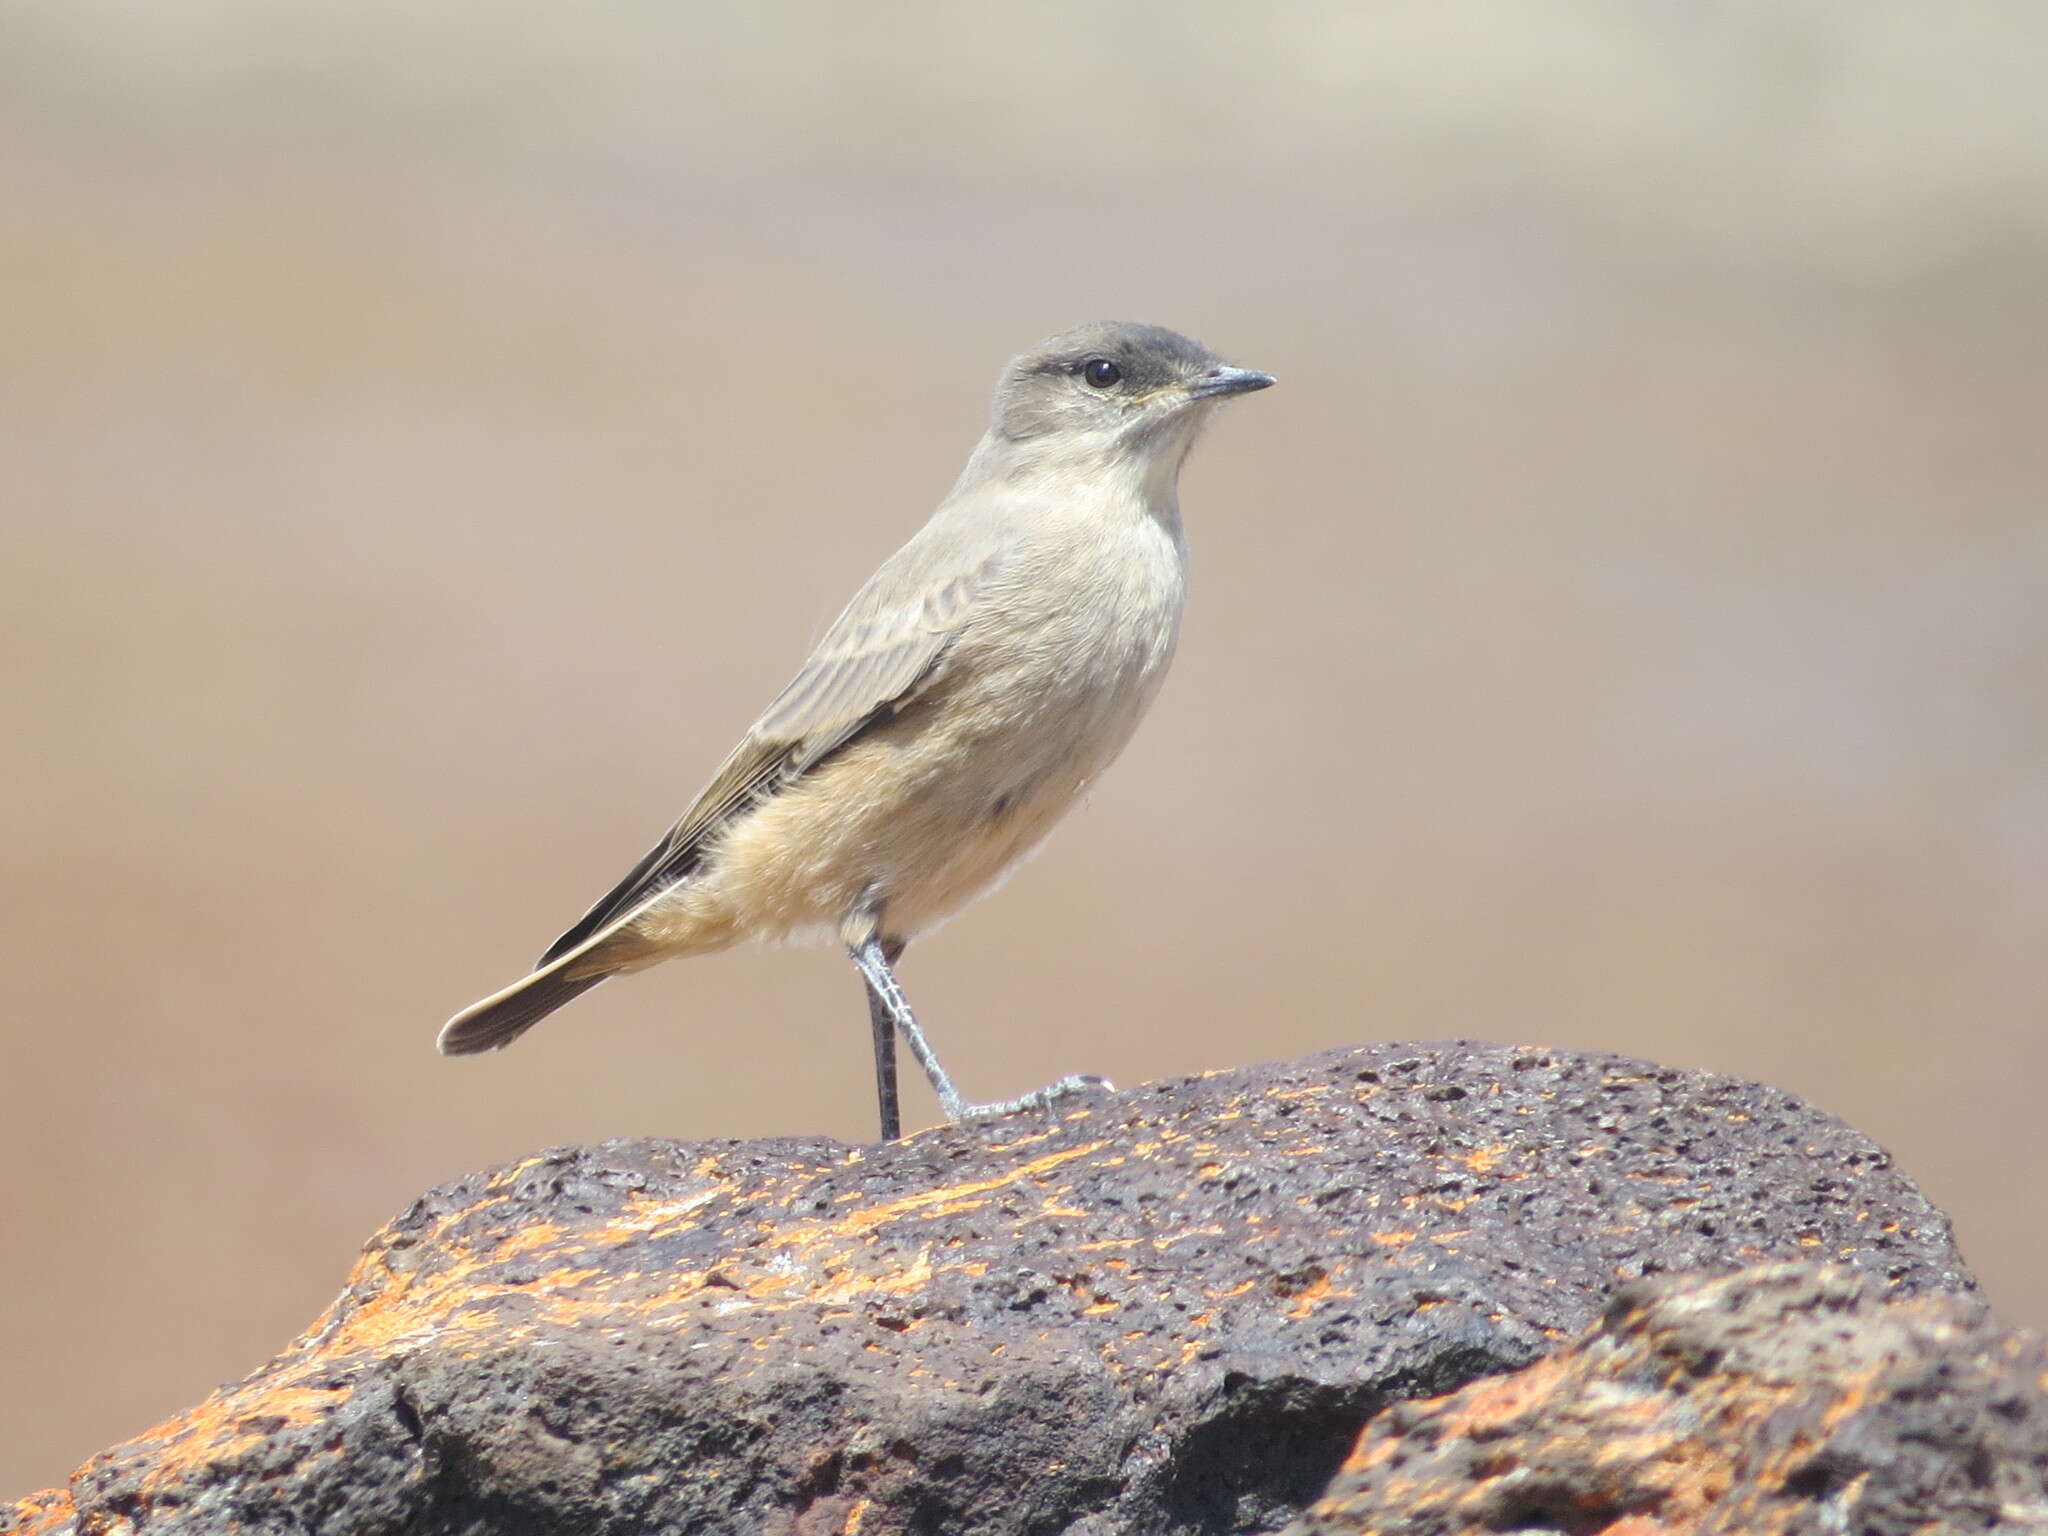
[4,0,2045,1494]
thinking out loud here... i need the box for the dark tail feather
[438,963,607,1055]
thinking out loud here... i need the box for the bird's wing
[533,530,1004,969]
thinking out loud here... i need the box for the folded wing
[531,548,1000,969]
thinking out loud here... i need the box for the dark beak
[1186,365,1277,401]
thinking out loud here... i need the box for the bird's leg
[864,938,907,1142]
[851,936,968,1124]
[848,937,1112,1131]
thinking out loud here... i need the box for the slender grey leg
[851,936,968,1121]
[848,937,1113,1129]
[865,938,906,1142]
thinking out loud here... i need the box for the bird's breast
[953,510,1186,761]
[854,517,1174,906]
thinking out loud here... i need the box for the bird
[439,321,1274,1140]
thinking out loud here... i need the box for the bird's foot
[951,1074,1116,1123]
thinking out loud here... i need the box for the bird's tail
[438,957,608,1055]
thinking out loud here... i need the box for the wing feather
[533,539,1002,968]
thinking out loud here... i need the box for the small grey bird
[439,322,1274,1139]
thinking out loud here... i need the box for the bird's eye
[1082,358,1122,388]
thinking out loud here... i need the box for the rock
[4,1042,1975,1536]
[1286,1263,2048,1535]
[0,1492,70,1536]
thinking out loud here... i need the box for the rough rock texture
[0,1493,71,1536]
[5,1042,1974,1536]
[1287,1264,2048,1535]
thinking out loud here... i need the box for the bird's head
[987,322,1273,466]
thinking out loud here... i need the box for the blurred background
[4,0,2045,1494]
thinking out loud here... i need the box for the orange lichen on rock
[0,1489,73,1536]
[1288,1266,2048,1536]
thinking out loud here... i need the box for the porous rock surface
[1287,1263,2048,1535]
[5,1042,1975,1535]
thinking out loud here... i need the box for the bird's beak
[1184,365,1277,402]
